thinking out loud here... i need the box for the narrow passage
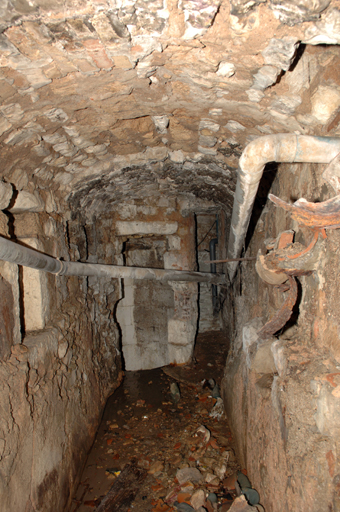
[71,333,256,512]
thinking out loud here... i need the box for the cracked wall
[222,157,340,511]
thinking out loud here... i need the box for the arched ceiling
[1,0,340,216]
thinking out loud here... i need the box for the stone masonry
[1,1,340,511]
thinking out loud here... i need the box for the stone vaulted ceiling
[1,0,340,216]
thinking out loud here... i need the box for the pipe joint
[227,134,340,281]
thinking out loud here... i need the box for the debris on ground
[170,382,181,403]
[71,332,264,512]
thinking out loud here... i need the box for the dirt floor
[70,332,246,512]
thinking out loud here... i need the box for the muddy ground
[70,332,250,512]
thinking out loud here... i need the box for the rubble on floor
[71,333,263,512]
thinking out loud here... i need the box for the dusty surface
[222,160,340,512]
[71,332,246,512]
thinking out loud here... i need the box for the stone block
[90,14,118,43]
[262,37,299,70]
[20,68,52,89]
[199,119,221,132]
[168,340,193,366]
[14,212,44,238]
[198,145,217,156]
[169,150,184,163]
[83,38,113,67]
[225,121,245,132]
[0,180,12,209]
[168,318,195,347]
[270,95,302,115]
[199,134,217,148]
[25,328,58,370]
[0,261,21,345]
[168,235,181,250]
[271,0,331,27]
[10,191,44,213]
[314,382,340,436]
[123,342,169,371]
[0,115,12,137]
[21,238,49,332]
[0,274,15,360]
[311,85,340,124]
[303,7,340,45]
[252,65,279,90]
[0,103,24,123]
[271,340,287,377]
[115,221,178,236]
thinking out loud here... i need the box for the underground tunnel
[1,0,340,510]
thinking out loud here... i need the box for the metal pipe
[209,238,218,312]
[0,236,224,284]
[227,134,340,281]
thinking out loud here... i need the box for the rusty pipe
[227,134,340,281]
[0,236,224,284]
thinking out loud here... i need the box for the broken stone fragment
[303,7,340,44]
[176,467,203,485]
[58,340,68,359]
[246,89,265,102]
[230,0,266,16]
[175,502,195,511]
[0,180,13,210]
[148,460,164,475]
[190,489,205,510]
[228,495,257,511]
[10,191,44,213]
[209,397,224,419]
[311,85,340,124]
[241,488,260,506]
[223,472,237,491]
[262,37,299,70]
[252,66,280,91]
[214,463,227,480]
[152,115,169,134]
[270,95,302,116]
[270,0,331,26]
[195,425,211,444]
[216,62,235,77]
[199,119,220,133]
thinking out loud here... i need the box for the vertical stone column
[21,238,49,331]
[166,214,198,364]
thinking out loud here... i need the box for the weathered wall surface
[0,210,122,512]
[196,213,222,332]
[115,197,198,370]
[222,157,340,511]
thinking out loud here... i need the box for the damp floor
[70,331,241,512]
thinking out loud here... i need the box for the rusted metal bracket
[269,193,340,230]
[258,275,298,339]
[256,190,340,338]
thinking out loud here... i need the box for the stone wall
[222,158,340,511]
[115,197,198,370]
[0,209,122,512]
